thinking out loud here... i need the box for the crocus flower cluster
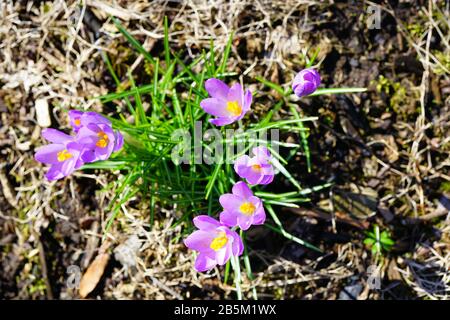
[34,111,123,181]
[184,147,274,272]
[186,69,320,272]
[186,77,283,271]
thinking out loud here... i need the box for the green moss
[432,50,450,75]
[439,181,450,193]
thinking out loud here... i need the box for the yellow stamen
[251,164,262,172]
[74,118,81,126]
[96,131,109,148]
[239,202,256,216]
[57,149,73,162]
[226,101,242,117]
[210,232,228,251]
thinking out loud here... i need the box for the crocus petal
[81,112,111,126]
[200,98,229,117]
[234,155,250,177]
[219,210,238,228]
[219,194,243,212]
[209,117,234,126]
[227,83,244,107]
[184,230,214,252]
[252,207,266,225]
[237,215,253,231]
[35,144,66,164]
[193,215,222,231]
[45,165,65,181]
[81,150,96,163]
[113,131,124,152]
[231,232,244,256]
[205,78,230,100]
[231,181,253,199]
[215,244,231,265]
[59,156,77,177]
[86,123,102,133]
[194,253,217,272]
[259,174,274,185]
[242,166,264,185]
[243,89,252,112]
[252,146,271,161]
[41,129,73,144]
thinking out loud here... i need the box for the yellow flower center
[57,149,73,162]
[251,164,262,172]
[239,202,256,216]
[74,118,81,126]
[210,232,228,251]
[96,131,109,148]
[226,101,242,117]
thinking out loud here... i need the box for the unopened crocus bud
[292,68,321,98]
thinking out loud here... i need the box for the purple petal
[243,89,253,113]
[252,207,266,225]
[227,83,244,107]
[205,78,230,100]
[194,253,217,272]
[45,165,64,181]
[230,231,244,256]
[81,112,111,126]
[219,194,242,212]
[232,181,254,199]
[200,98,229,117]
[252,146,271,161]
[59,156,77,177]
[259,174,275,185]
[81,149,97,163]
[209,117,234,126]
[237,215,253,231]
[42,129,73,144]
[35,144,65,164]
[244,168,264,185]
[234,155,250,178]
[219,210,238,228]
[113,131,124,152]
[215,244,231,265]
[184,230,214,252]
[193,215,222,231]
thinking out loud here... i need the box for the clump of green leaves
[364,225,395,255]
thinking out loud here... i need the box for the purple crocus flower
[292,68,321,97]
[200,78,252,126]
[184,215,244,272]
[219,181,266,230]
[34,129,84,181]
[234,146,274,185]
[76,122,123,163]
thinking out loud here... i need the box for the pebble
[35,98,51,127]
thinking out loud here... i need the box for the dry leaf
[79,252,110,298]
